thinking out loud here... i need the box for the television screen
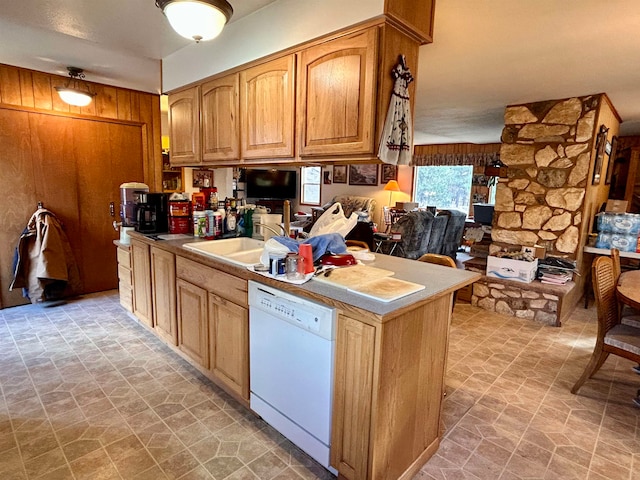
[245,169,297,199]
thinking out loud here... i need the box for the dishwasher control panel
[248,281,335,340]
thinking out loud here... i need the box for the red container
[169,216,190,234]
[169,201,190,217]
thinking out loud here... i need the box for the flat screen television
[245,169,297,199]
[473,203,494,225]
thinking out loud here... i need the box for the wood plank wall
[0,63,162,309]
[0,63,162,190]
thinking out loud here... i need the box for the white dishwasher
[248,281,337,473]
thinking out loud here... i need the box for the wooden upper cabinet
[297,27,378,157]
[168,86,201,165]
[240,55,295,159]
[201,74,240,162]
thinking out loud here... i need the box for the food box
[486,256,538,283]
[169,201,190,217]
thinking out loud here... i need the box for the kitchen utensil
[319,253,357,266]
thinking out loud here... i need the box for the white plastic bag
[309,203,358,238]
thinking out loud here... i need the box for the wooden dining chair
[611,247,621,280]
[571,256,640,394]
[418,253,459,308]
[345,240,370,250]
[418,253,457,269]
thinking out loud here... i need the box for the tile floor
[0,291,638,479]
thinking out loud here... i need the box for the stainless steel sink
[183,237,266,267]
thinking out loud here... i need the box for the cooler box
[486,256,538,283]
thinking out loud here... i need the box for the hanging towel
[378,55,414,166]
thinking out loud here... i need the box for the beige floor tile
[3,291,640,480]
[23,446,67,478]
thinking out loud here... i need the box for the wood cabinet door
[169,87,201,165]
[240,55,295,159]
[151,247,177,345]
[331,314,376,480]
[297,28,378,157]
[130,240,153,328]
[177,279,209,368]
[201,74,239,162]
[209,293,249,399]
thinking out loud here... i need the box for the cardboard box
[605,199,628,213]
[486,256,538,283]
[395,202,418,211]
[521,244,546,259]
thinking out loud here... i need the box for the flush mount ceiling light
[156,0,233,43]
[55,67,96,107]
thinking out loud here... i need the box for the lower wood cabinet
[116,245,133,312]
[130,239,153,328]
[151,247,177,345]
[209,293,249,399]
[331,314,376,480]
[173,256,250,400]
[176,278,210,368]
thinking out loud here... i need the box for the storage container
[486,256,538,283]
[595,212,640,235]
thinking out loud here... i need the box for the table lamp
[384,180,401,207]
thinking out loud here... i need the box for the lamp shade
[157,0,233,42]
[55,67,96,107]
[384,180,401,192]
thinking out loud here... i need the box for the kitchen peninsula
[118,232,479,480]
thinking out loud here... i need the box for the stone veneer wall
[469,95,614,324]
[471,278,573,326]
[491,95,601,258]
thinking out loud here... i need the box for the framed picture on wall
[592,125,609,185]
[605,135,618,185]
[349,164,378,185]
[333,165,347,183]
[323,171,332,184]
[380,164,398,183]
[193,169,214,188]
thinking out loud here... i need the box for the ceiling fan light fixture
[55,67,96,107]
[156,0,233,43]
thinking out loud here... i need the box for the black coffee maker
[135,192,169,233]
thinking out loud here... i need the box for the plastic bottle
[217,204,226,235]
[209,188,218,211]
[244,206,254,238]
[225,206,237,235]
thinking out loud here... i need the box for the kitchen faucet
[254,223,308,239]
[254,222,287,237]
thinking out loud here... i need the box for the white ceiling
[1,0,639,145]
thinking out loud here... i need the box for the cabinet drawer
[119,282,133,312]
[118,265,132,286]
[117,246,131,268]
[176,256,248,306]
